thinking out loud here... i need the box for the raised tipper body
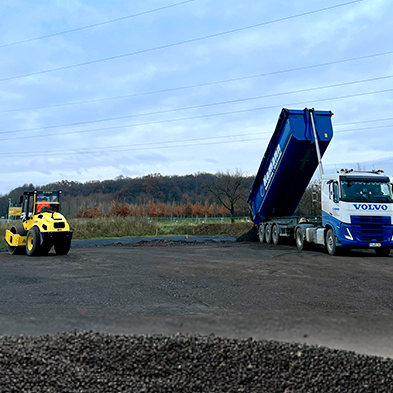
[248,108,393,256]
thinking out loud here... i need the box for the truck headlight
[344,226,353,241]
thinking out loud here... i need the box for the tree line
[75,200,230,219]
[0,171,255,220]
[0,171,320,221]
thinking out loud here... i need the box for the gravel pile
[1,331,392,392]
[104,240,233,248]
[236,226,258,242]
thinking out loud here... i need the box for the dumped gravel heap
[236,225,258,242]
[1,331,392,392]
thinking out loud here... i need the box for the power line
[335,117,393,126]
[335,124,393,133]
[2,79,393,136]
[0,0,364,83]
[2,64,393,114]
[2,86,393,143]
[0,131,268,157]
[0,0,197,49]
[0,136,274,158]
[2,122,393,158]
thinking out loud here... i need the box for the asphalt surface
[71,235,238,247]
[1,239,393,359]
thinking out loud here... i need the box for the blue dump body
[248,108,333,226]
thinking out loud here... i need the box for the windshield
[35,191,60,213]
[340,179,393,203]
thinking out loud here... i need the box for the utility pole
[7,198,11,222]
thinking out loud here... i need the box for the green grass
[156,217,248,227]
[68,217,159,239]
[0,217,253,249]
[0,222,12,249]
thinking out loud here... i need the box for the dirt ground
[0,240,393,358]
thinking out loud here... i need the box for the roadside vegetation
[0,171,317,250]
[0,172,254,218]
[0,218,253,250]
[70,217,252,240]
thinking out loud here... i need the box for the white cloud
[0,0,393,194]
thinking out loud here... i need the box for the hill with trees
[0,171,320,220]
[0,172,255,219]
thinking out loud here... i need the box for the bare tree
[295,179,322,216]
[208,169,248,223]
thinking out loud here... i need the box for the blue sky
[0,0,392,194]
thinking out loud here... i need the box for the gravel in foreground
[1,331,392,392]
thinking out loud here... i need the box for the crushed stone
[1,330,392,392]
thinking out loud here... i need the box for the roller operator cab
[322,170,393,256]
[5,190,73,256]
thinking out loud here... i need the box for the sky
[0,0,392,195]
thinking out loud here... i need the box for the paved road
[0,241,392,358]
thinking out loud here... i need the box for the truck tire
[295,227,305,251]
[326,229,337,256]
[265,224,272,244]
[272,224,280,245]
[26,227,41,256]
[375,247,390,257]
[258,224,265,243]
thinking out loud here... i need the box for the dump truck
[5,190,72,256]
[248,108,393,256]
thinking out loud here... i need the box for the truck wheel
[26,227,41,256]
[258,224,265,243]
[272,225,280,245]
[295,228,305,251]
[375,247,390,257]
[326,229,337,256]
[265,225,272,244]
[54,239,71,255]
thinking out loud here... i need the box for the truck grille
[350,216,391,242]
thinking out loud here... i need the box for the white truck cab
[321,169,393,255]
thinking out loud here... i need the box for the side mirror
[19,195,23,204]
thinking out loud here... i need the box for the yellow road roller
[5,190,72,256]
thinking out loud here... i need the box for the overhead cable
[0,131,267,157]
[0,0,364,83]
[334,117,393,126]
[1,124,392,158]
[1,67,392,114]
[2,86,393,142]
[1,82,393,136]
[0,136,277,158]
[0,0,197,49]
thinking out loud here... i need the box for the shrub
[75,204,104,218]
[106,201,132,217]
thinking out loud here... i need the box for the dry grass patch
[69,217,159,239]
[0,218,253,249]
